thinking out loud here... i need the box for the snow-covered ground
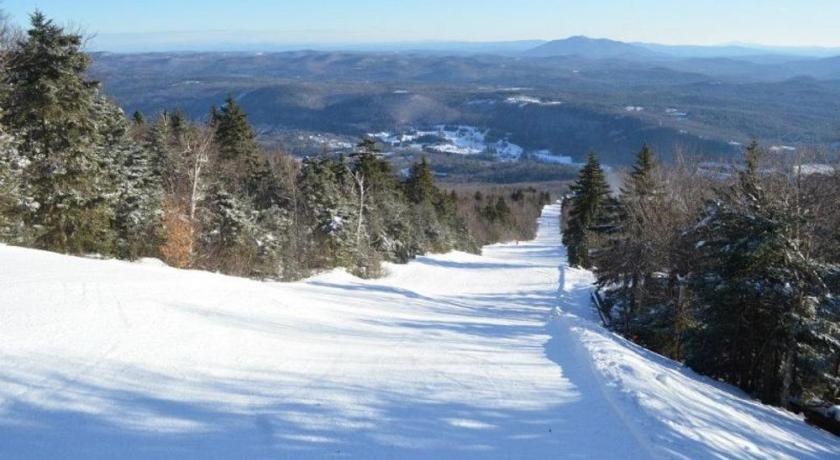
[504,96,563,107]
[1,205,838,459]
[531,150,575,165]
[372,125,574,163]
[373,125,523,160]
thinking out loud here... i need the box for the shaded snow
[0,205,837,459]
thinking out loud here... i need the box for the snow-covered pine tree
[144,114,175,187]
[563,152,611,268]
[298,155,359,270]
[93,98,164,259]
[197,183,261,276]
[685,142,838,406]
[3,12,115,254]
[0,124,28,242]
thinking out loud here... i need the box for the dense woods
[563,144,840,409]
[0,13,550,281]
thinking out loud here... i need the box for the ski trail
[549,272,662,459]
[0,204,838,459]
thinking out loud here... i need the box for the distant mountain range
[524,36,662,60]
[92,33,840,60]
[524,36,840,61]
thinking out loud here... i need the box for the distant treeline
[0,13,552,280]
[562,145,840,409]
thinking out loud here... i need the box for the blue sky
[5,0,840,50]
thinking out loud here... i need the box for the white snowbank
[0,205,837,459]
[554,264,840,459]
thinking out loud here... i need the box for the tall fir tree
[213,96,277,208]
[594,145,668,337]
[3,12,115,254]
[563,152,611,268]
[214,96,257,162]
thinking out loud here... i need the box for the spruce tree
[214,96,257,162]
[198,183,260,275]
[563,152,611,268]
[3,12,115,254]
[213,96,276,208]
[298,156,359,269]
[686,142,835,405]
[594,145,666,337]
[404,157,436,205]
[93,101,163,259]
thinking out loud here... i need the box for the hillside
[90,50,840,166]
[1,204,837,459]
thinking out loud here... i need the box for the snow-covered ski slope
[1,204,838,459]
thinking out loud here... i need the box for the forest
[0,13,550,281]
[562,144,840,410]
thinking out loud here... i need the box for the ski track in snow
[1,204,838,459]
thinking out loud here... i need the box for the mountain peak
[524,36,661,59]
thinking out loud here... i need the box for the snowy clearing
[1,205,838,459]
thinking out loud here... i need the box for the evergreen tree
[132,110,145,126]
[212,96,277,208]
[93,102,163,259]
[622,144,657,198]
[214,96,257,162]
[348,139,412,268]
[198,184,260,275]
[145,114,174,184]
[404,157,436,205]
[0,126,27,241]
[3,12,114,254]
[563,152,611,268]
[298,156,359,269]
[594,145,667,337]
[686,142,837,405]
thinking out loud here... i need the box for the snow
[504,96,563,107]
[372,126,576,163]
[531,150,575,165]
[1,205,838,459]
[305,134,354,151]
[797,164,836,176]
[372,125,524,161]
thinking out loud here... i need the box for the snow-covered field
[1,205,838,459]
[372,125,575,164]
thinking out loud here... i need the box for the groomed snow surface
[1,204,838,459]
